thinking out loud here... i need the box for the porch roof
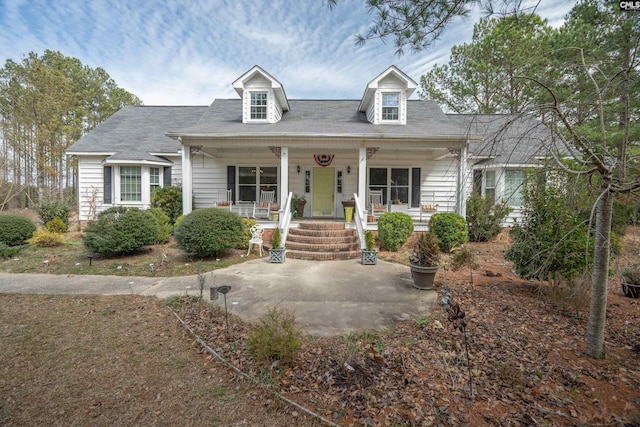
[167,99,480,144]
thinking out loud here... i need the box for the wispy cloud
[0,0,577,105]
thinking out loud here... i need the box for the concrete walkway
[0,258,437,336]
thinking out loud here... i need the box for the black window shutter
[227,166,236,202]
[163,166,172,186]
[411,168,420,207]
[104,166,112,204]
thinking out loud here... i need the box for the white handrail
[353,193,366,250]
[279,192,293,248]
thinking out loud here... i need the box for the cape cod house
[66,65,553,232]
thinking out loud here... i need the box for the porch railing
[279,192,293,248]
[353,193,366,250]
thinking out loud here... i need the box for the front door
[312,167,334,217]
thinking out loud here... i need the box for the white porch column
[280,146,289,207]
[181,144,192,215]
[357,147,367,215]
[457,142,468,217]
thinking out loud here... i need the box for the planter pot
[269,248,286,263]
[345,207,354,222]
[269,211,279,222]
[361,250,377,265]
[410,264,438,290]
[295,201,306,218]
[622,282,640,298]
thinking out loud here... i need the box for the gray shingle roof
[170,99,470,140]
[448,114,555,166]
[67,105,207,155]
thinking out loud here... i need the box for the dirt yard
[1,228,639,426]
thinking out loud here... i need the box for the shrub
[82,207,159,256]
[0,214,36,246]
[409,232,440,266]
[0,243,28,258]
[271,227,282,249]
[466,193,511,242]
[239,218,258,249]
[247,306,302,364]
[505,184,593,283]
[151,186,183,224]
[364,230,376,251]
[174,214,185,231]
[36,197,72,227]
[377,212,414,251]
[429,212,468,252]
[29,228,65,247]
[148,208,172,243]
[46,216,67,234]
[174,208,243,258]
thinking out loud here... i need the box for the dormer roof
[358,65,417,113]
[232,65,290,112]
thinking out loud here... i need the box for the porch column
[457,142,468,217]
[357,147,367,215]
[280,147,289,207]
[181,144,192,215]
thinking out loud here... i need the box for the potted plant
[291,194,306,218]
[622,264,640,298]
[409,232,440,290]
[361,230,377,265]
[269,227,285,263]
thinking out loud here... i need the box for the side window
[150,167,161,194]
[484,170,496,203]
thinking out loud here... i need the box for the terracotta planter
[410,264,438,290]
[622,282,640,298]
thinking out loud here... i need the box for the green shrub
[174,208,243,258]
[0,214,36,246]
[271,227,282,249]
[364,230,376,251]
[505,184,593,283]
[82,207,159,256]
[174,214,185,231]
[36,197,72,227]
[247,306,302,364]
[466,193,511,242]
[148,208,172,243]
[377,212,414,251]
[29,228,65,247]
[239,218,258,249]
[429,212,468,252]
[0,243,28,258]
[46,216,67,234]
[151,186,183,224]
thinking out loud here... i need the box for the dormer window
[382,93,400,121]
[250,92,268,120]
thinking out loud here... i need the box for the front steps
[285,222,360,261]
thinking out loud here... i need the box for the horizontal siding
[77,156,108,221]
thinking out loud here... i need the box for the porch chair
[419,191,438,222]
[369,190,387,220]
[215,189,233,210]
[246,224,264,257]
[254,190,275,219]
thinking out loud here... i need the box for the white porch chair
[369,190,387,220]
[246,224,264,257]
[254,190,275,219]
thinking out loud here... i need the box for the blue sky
[0,0,576,105]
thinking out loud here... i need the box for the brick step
[297,222,347,230]
[286,240,360,253]
[288,228,355,238]
[286,249,361,261]
[287,234,358,245]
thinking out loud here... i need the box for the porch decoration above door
[314,154,334,167]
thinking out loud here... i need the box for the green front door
[312,167,335,217]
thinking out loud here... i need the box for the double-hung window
[381,93,399,121]
[250,92,267,120]
[505,170,524,206]
[238,166,277,202]
[150,167,160,194]
[484,170,496,203]
[120,166,142,202]
[369,167,410,205]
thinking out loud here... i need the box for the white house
[66,65,553,228]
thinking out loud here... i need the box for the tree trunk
[586,186,613,359]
